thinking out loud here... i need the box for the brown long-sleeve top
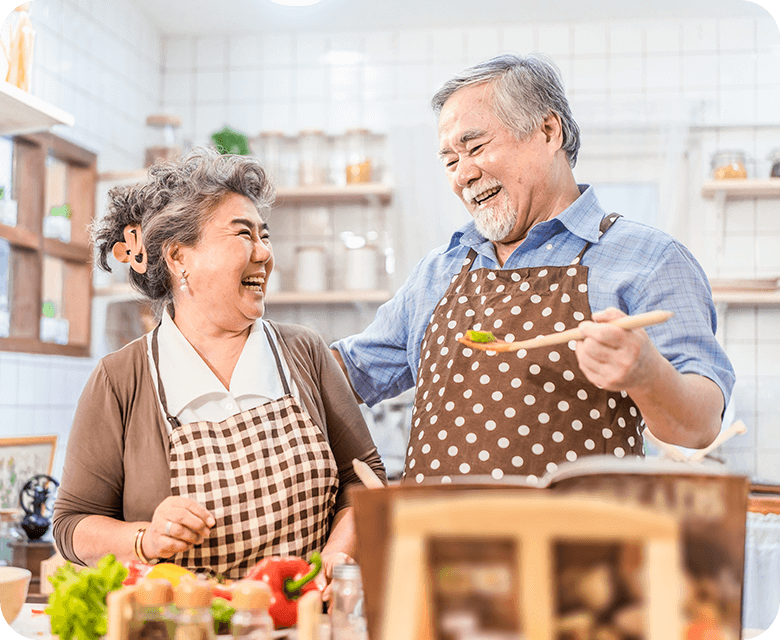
[53,320,386,564]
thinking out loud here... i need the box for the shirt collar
[155,312,284,417]
[443,184,606,253]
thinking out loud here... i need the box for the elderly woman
[53,147,386,582]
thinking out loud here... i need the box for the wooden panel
[13,138,45,233]
[42,238,91,263]
[0,223,39,250]
[8,246,40,339]
[0,336,88,357]
[67,164,96,247]
[63,262,91,347]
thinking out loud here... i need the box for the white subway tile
[501,25,536,53]
[725,307,757,343]
[261,103,294,136]
[227,103,261,138]
[719,87,756,124]
[720,234,756,277]
[571,57,608,94]
[0,356,18,406]
[682,18,719,52]
[608,21,645,55]
[326,101,362,133]
[261,68,293,103]
[364,100,392,133]
[609,56,643,92]
[195,70,226,104]
[0,407,19,437]
[755,14,780,49]
[574,22,607,57]
[756,234,780,276]
[263,34,294,68]
[364,30,397,65]
[726,339,756,375]
[431,28,465,64]
[645,54,682,91]
[295,100,328,132]
[329,65,362,102]
[757,344,780,376]
[163,72,195,108]
[538,23,572,57]
[466,28,500,64]
[329,32,365,56]
[196,36,228,71]
[724,200,756,234]
[719,17,757,51]
[682,53,719,90]
[398,30,431,63]
[229,35,262,69]
[719,449,756,476]
[364,65,397,101]
[756,49,780,86]
[194,103,228,143]
[645,20,681,54]
[396,63,429,100]
[295,33,327,67]
[756,200,780,233]
[757,310,780,343]
[228,69,262,105]
[756,85,780,123]
[720,51,757,87]
[294,67,327,103]
[164,36,195,72]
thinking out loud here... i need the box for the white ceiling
[130,0,770,36]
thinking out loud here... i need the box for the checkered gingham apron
[151,324,339,579]
[403,213,643,484]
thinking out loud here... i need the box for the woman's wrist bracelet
[133,527,155,565]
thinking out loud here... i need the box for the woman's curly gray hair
[92,146,274,318]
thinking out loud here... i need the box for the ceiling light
[269,0,322,6]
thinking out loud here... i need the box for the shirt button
[225,402,234,411]
[546,243,553,250]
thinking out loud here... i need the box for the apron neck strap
[262,323,292,397]
[572,212,621,264]
[151,323,181,430]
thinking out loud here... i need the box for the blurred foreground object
[3,4,35,91]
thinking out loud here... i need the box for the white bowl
[0,566,32,624]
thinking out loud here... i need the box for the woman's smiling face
[174,192,274,334]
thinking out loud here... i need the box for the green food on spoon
[465,330,496,343]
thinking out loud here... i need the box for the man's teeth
[475,186,501,205]
[242,277,265,289]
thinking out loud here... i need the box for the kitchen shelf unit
[275,183,392,205]
[702,179,780,308]
[267,290,392,305]
[0,81,75,136]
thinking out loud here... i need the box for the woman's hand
[318,551,353,605]
[142,496,216,560]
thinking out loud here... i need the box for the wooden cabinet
[0,132,96,356]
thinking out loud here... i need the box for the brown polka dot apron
[151,324,338,578]
[404,213,643,484]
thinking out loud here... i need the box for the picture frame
[0,435,57,510]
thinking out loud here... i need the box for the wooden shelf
[0,81,74,136]
[267,290,391,305]
[275,183,392,205]
[702,178,780,199]
[712,289,780,305]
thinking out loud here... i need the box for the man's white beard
[473,203,517,242]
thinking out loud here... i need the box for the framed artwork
[0,435,57,509]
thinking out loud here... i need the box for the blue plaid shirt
[332,185,735,409]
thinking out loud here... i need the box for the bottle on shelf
[711,150,748,180]
[298,130,327,186]
[345,129,372,184]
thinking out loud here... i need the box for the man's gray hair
[431,53,580,167]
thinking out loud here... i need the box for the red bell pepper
[121,560,151,586]
[244,551,322,629]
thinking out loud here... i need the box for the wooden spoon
[688,420,747,462]
[457,310,674,353]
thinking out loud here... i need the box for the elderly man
[331,53,734,483]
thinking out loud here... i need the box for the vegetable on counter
[211,597,236,635]
[46,554,128,640]
[465,329,496,343]
[244,551,322,629]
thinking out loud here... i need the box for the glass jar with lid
[298,130,327,186]
[330,563,367,640]
[768,148,780,178]
[345,128,372,184]
[144,114,183,168]
[710,150,748,180]
[250,132,285,186]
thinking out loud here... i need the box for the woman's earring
[179,269,188,292]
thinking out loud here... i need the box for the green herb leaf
[465,329,496,343]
